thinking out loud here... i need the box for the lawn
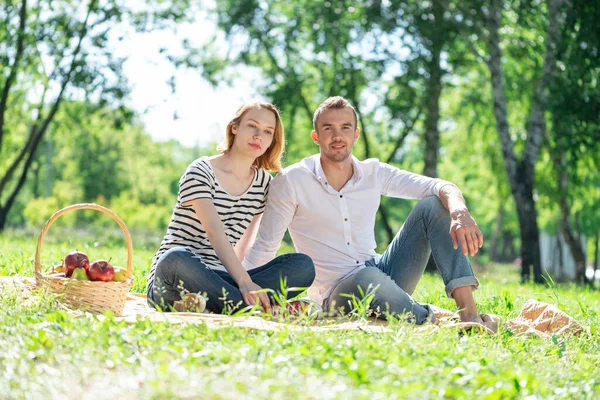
[1,230,599,399]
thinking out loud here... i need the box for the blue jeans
[324,196,479,324]
[147,248,316,313]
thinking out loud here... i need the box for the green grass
[1,230,599,399]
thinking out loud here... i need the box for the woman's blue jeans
[324,196,479,324]
[147,249,315,313]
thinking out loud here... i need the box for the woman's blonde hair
[217,102,284,172]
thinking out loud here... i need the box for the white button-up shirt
[243,154,455,305]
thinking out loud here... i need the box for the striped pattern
[146,157,272,291]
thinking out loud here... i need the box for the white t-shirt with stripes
[146,156,272,291]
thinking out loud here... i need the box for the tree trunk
[485,0,566,282]
[555,232,564,280]
[594,232,599,287]
[0,207,7,230]
[502,229,516,262]
[513,181,543,282]
[489,203,505,262]
[32,160,40,198]
[548,121,588,284]
[0,0,95,232]
[352,93,394,245]
[0,0,27,152]
[422,1,445,271]
[556,158,588,284]
[422,3,444,178]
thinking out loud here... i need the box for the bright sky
[112,6,260,149]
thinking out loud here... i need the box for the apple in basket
[64,251,90,278]
[112,266,128,282]
[87,259,115,282]
[72,267,89,281]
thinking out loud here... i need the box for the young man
[243,96,484,324]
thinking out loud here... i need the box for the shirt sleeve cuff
[242,257,259,271]
[433,180,459,196]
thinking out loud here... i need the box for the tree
[373,0,464,178]
[0,0,195,231]
[545,0,600,283]
[195,0,413,242]
[481,0,570,282]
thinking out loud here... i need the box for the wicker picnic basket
[34,203,134,316]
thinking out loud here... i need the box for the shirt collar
[313,154,363,185]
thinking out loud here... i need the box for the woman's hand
[238,279,271,311]
[188,198,271,311]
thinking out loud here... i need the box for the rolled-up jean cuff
[423,304,436,325]
[445,276,479,298]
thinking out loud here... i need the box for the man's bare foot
[459,312,484,324]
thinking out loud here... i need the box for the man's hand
[238,280,271,311]
[449,209,484,256]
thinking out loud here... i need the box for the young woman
[146,102,315,313]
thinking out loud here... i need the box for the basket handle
[34,203,133,280]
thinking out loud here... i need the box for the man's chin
[323,152,351,163]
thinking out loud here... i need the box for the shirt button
[347,242,350,245]
[344,218,348,222]
[356,261,359,264]
[339,195,343,198]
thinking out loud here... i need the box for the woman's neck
[210,149,255,178]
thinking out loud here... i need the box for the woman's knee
[155,247,209,288]
[158,247,193,264]
[295,253,316,283]
[156,247,194,273]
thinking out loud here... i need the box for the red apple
[87,259,115,282]
[64,251,90,278]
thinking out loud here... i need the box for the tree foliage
[0,0,197,230]
[1,0,598,284]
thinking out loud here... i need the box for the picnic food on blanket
[64,251,90,277]
[34,203,134,316]
[54,252,124,282]
[51,265,66,274]
[268,299,322,318]
[87,259,115,282]
[174,292,207,313]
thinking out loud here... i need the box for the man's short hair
[313,96,358,131]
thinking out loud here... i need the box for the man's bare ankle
[460,312,483,323]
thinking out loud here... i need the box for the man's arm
[378,161,483,257]
[243,173,296,269]
[234,213,262,262]
[437,184,484,257]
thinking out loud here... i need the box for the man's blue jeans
[147,248,315,313]
[324,196,479,324]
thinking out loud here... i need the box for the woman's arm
[234,213,262,263]
[184,198,270,308]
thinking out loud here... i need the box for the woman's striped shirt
[146,156,272,291]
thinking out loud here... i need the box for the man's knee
[414,196,448,218]
[352,267,395,295]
